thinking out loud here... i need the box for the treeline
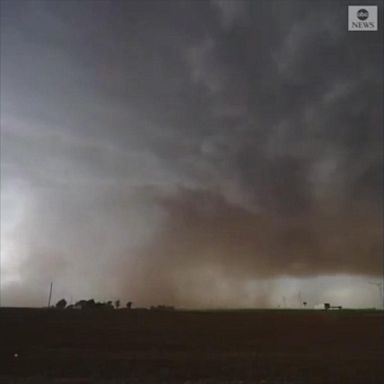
[54,298,132,310]
[53,299,175,311]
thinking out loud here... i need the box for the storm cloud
[0,0,382,308]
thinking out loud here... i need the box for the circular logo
[357,9,369,20]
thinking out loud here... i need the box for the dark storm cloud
[0,0,382,307]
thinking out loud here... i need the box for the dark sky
[1,0,383,308]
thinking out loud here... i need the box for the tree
[114,299,120,309]
[56,298,67,309]
[126,301,132,309]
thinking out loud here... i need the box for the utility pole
[47,282,53,307]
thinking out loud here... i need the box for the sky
[0,0,383,309]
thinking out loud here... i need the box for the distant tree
[75,300,87,309]
[87,299,96,308]
[115,300,120,309]
[303,301,307,307]
[56,298,67,309]
[126,301,132,309]
[74,299,97,310]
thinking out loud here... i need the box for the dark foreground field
[0,308,383,384]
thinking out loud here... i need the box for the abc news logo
[348,6,378,31]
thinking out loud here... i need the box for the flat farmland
[0,308,383,383]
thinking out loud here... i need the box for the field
[0,308,383,383]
